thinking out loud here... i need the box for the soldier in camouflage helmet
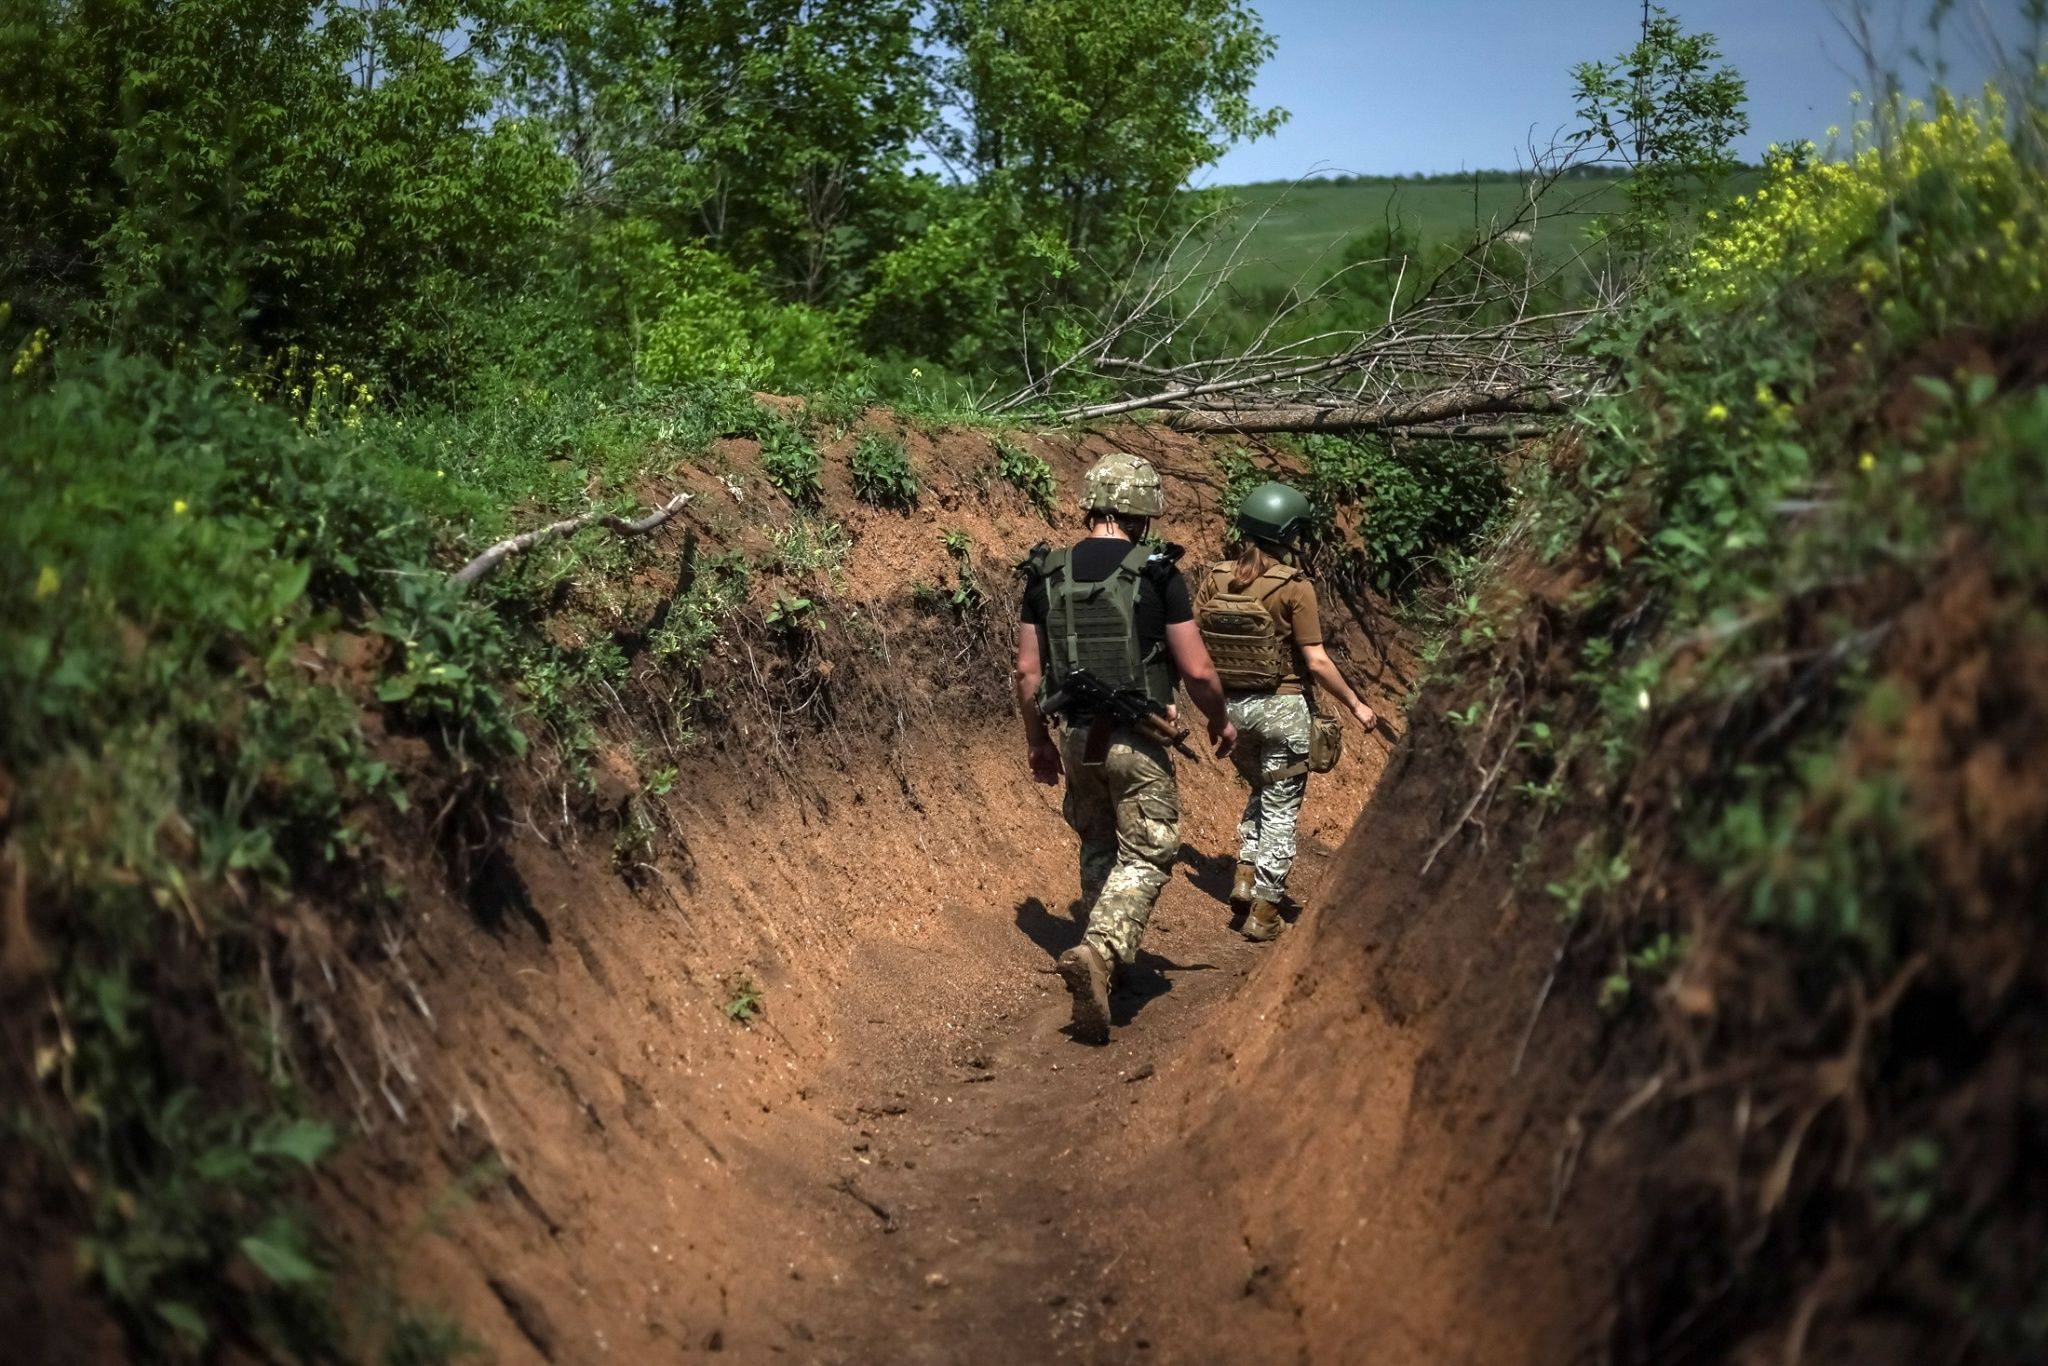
[1014,452,1235,1043]
[1078,449,1165,517]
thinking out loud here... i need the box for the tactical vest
[1032,542,1176,712]
[1197,561,1302,693]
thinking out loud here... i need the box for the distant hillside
[1194,176,1628,295]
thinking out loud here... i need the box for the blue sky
[1203,0,2036,183]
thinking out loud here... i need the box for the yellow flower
[34,565,60,599]
[1705,403,1729,422]
[172,498,189,515]
[1858,452,1876,471]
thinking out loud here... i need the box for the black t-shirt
[1019,538,1193,662]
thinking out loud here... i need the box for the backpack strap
[1111,541,1151,680]
[1246,562,1300,604]
[1043,546,1080,676]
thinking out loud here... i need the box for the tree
[1570,3,1748,239]
[928,0,1282,262]
[0,0,566,387]
[864,0,1283,370]
[494,0,928,306]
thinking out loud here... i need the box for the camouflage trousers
[1226,693,1312,903]
[1057,722,1181,971]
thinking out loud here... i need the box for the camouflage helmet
[1080,452,1165,517]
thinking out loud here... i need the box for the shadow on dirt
[1014,895,1085,958]
[1177,845,1239,902]
[1014,897,1218,1033]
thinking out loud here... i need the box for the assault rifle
[1040,669,1199,761]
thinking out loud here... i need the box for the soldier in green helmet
[1014,452,1237,1044]
[1194,481,1379,941]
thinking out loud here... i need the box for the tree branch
[450,491,694,589]
[1158,389,1568,435]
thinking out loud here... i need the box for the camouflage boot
[1229,862,1257,911]
[1056,942,1113,1044]
[1242,898,1285,943]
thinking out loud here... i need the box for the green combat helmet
[1080,452,1165,517]
[1235,480,1313,547]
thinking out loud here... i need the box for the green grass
[1200,177,1628,295]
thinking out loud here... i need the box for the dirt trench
[321,423,1604,1364]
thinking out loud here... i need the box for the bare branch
[1008,129,1632,436]
[451,490,694,588]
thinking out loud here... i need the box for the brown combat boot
[1229,862,1257,911]
[1056,942,1113,1044]
[1242,898,1285,943]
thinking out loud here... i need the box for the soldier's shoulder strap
[1016,541,1058,583]
[1248,562,1302,601]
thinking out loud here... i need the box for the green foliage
[632,243,857,392]
[866,0,1283,369]
[2,0,1293,397]
[1,0,567,388]
[1299,435,1507,594]
[650,553,752,673]
[374,574,529,767]
[494,2,929,310]
[939,528,985,612]
[757,413,825,506]
[765,593,816,633]
[721,976,764,1023]
[1598,931,1689,1010]
[1427,80,2048,1352]
[849,432,919,507]
[992,437,1058,514]
[769,517,850,577]
[1571,5,1748,240]
[0,356,498,1352]
[1867,1137,1943,1230]
[1213,447,1264,523]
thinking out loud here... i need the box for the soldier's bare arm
[1300,643,1378,730]
[1014,623,1061,784]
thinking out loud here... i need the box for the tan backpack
[1197,562,1301,692]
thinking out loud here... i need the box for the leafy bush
[0,356,514,1354]
[1213,447,1263,525]
[993,436,1058,513]
[633,244,856,392]
[1428,84,2048,1356]
[1,0,567,390]
[850,432,919,507]
[757,414,824,506]
[1299,434,1506,593]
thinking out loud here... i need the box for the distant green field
[1192,177,1628,295]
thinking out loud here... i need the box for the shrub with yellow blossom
[1685,92,2047,334]
[1481,79,2048,1361]
[225,345,378,429]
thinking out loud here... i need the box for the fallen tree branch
[450,490,694,588]
[1158,388,1569,436]
[1001,131,1629,438]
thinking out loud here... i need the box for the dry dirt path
[781,832,1348,1363]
